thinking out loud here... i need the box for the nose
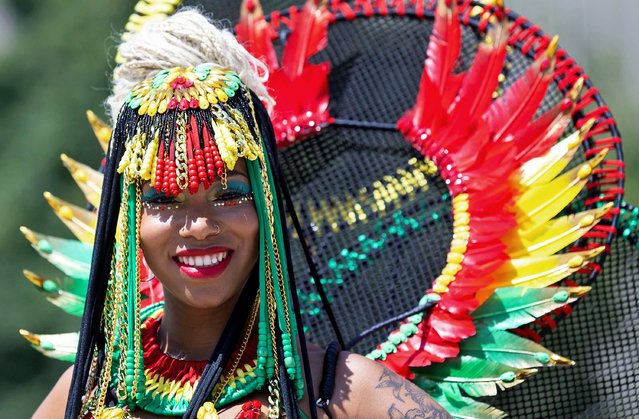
[179,214,222,241]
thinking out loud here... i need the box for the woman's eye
[142,190,184,210]
[208,182,253,207]
[217,190,246,201]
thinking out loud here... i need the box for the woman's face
[140,159,259,309]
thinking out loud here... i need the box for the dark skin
[34,160,451,419]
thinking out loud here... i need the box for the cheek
[140,212,173,260]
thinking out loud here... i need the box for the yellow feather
[60,154,104,208]
[515,149,608,230]
[519,118,595,187]
[43,192,96,244]
[508,203,613,258]
[86,110,112,152]
[477,247,605,303]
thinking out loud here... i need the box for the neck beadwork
[135,307,260,416]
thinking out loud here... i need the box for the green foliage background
[0,1,129,416]
[0,1,636,418]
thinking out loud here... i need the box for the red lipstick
[173,247,233,279]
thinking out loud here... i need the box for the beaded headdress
[66,65,304,418]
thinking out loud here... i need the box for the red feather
[514,100,573,163]
[427,0,462,101]
[428,308,476,342]
[280,0,331,78]
[487,53,556,142]
[235,0,279,70]
[448,19,509,128]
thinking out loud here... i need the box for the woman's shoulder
[326,351,452,418]
[33,365,74,419]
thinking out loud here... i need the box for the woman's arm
[328,352,452,419]
[32,365,73,419]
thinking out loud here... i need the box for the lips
[173,247,233,279]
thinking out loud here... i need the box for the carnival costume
[20,0,639,418]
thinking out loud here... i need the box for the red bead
[189,98,199,109]
[179,98,189,111]
[168,97,178,109]
[560,98,573,112]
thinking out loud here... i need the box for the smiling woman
[30,9,450,419]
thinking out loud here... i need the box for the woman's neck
[157,292,240,361]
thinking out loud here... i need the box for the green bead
[125,375,134,386]
[129,97,143,109]
[400,323,418,336]
[42,280,59,293]
[257,348,268,357]
[287,368,296,377]
[389,332,406,345]
[381,341,396,354]
[36,239,53,254]
[535,352,550,364]
[552,290,569,303]
[284,356,295,369]
[500,371,516,383]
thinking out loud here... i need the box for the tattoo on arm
[376,369,451,419]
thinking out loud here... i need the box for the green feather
[412,355,536,397]
[26,231,92,280]
[459,329,574,369]
[46,288,85,317]
[472,286,590,330]
[19,330,78,362]
[24,271,87,316]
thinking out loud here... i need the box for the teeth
[177,251,228,267]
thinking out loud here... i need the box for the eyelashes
[141,181,253,211]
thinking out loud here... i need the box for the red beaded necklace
[139,313,265,418]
